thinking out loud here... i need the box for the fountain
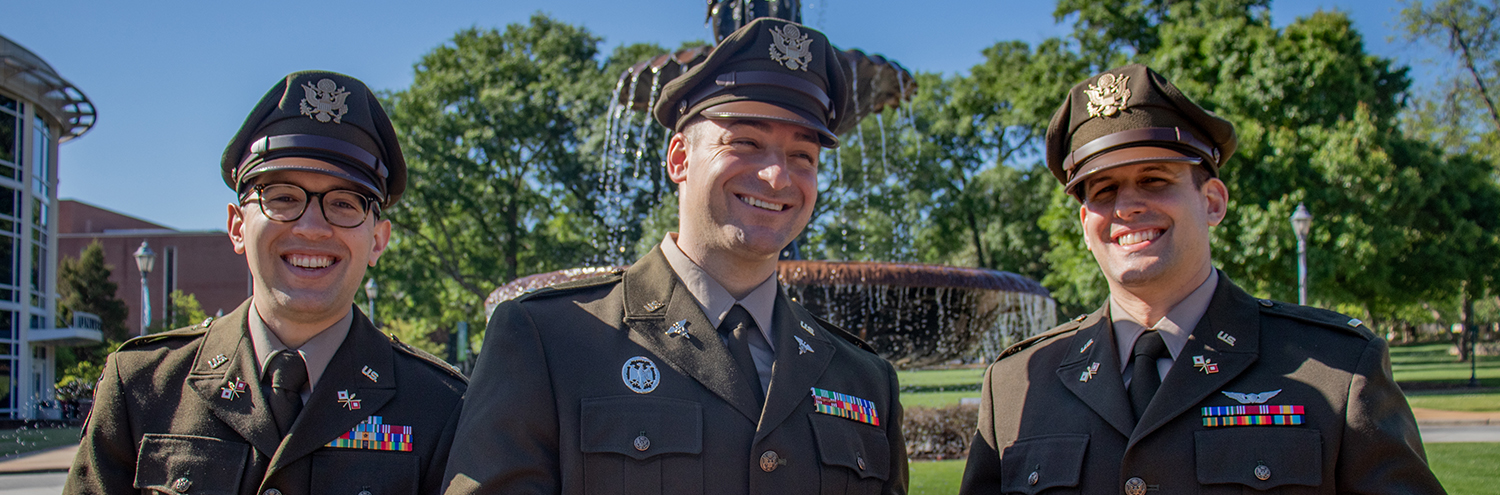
[489,0,1056,366]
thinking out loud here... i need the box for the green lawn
[897,368,984,388]
[908,444,1498,494]
[1405,390,1500,412]
[1390,343,1499,388]
[0,426,80,458]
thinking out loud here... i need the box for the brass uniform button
[263,489,282,495]
[634,434,651,452]
[172,477,191,492]
[1028,471,1039,486]
[1255,463,1272,481]
[760,451,781,472]
[358,490,372,495]
[1125,477,1147,495]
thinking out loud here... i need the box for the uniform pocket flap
[999,434,1088,494]
[134,434,249,495]
[580,396,702,460]
[809,413,890,481]
[1195,429,1322,489]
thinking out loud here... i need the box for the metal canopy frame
[0,34,96,141]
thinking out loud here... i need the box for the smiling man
[443,18,906,495]
[959,65,1444,494]
[66,71,466,495]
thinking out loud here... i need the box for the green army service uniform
[443,248,906,494]
[960,64,1443,494]
[66,302,467,494]
[960,272,1443,494]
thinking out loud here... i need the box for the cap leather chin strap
[683,71,833,117]
[1062,127,1219,177]
[239,134,389,185]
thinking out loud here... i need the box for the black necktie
[1128,330,1169,422]
[266,350,308,437]
[720,305,767,407]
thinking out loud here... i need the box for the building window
[31,116,48,199]
[0,186,18,304]
[0,94,18,180]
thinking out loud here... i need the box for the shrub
[903,403,978,460]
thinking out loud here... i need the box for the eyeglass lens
[256,184,371,228]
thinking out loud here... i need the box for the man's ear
[368,218,392,267]
[227,203,247,254]
[1078,204,1093,251]
[666,132,690,185]
[1203,177,1229,227]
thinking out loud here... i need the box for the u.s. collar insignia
[1217,331,1237,346]
[361,366,380,383]
[1079,362,1101,382]
[1193,355,1220,374]
[338,390,362,410]
[643,300,665,312]
[1079,338,1094,353]
[799,321,817,335]
[1223,389,1281,404]
[795,335,815,355]
[207,354,229,369]
[1084,73,1131,117]
[665,319,690,339]
[299,78,350,123]
[219,377,247,400]
[768,23,814,71]
[622,356,660,394]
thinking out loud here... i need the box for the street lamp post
[364,278,378,326]
[133,241,156,336]
[1290,203,1313,306]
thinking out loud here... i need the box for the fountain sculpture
[487,0,1056,366]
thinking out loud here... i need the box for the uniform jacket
[66,300,468,495]
[960,272,1444,494]
[443,248,908,495]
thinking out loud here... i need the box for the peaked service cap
[1045,64,1237,199]
[653,17,851,148]
[221,70,407,208]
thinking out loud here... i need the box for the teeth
[1117,230,1162,246]
[287,254,334,269]
[739,195,785,211]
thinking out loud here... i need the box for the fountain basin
[485,261,1054,367]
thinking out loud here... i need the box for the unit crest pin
[795,335,815,355]
[622,356,661,394]
[361,366,380,383]
[338,390,362,410]
[1193,355,1220,374]
[219,377,247,400]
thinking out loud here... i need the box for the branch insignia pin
[795,335,815,355]
[219,377,247,400]
[338,390,362,410]
[1193,355,1220,374]
[665,319,690,338]
[1079,362,1100,382]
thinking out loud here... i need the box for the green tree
[146,290,209,333]
[1400,0,1499,161]
[58,241,128,341]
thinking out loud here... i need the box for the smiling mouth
[738,194,786,212]
[286,254,337,269]
[1115,229,1164,247]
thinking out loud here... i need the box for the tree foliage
[58,241,128,341]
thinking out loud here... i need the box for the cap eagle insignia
[768,24,814,71]
[299,78,351,124]
[1084,73,1131,118]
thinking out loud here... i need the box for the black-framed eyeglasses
[241,183,379,228]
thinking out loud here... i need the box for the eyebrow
[727,120,821,146]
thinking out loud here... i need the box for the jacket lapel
[755,294,835,441]
[1056,305,1135,437]
[1129,272,1260,446]
[623,248,762,422]
[188,301,283,459]
[269,308,396,471]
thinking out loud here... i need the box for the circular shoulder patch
[621,356,660,394]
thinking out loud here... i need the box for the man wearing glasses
[66,71,466,495]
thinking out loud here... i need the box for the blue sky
[3,0,1440,231]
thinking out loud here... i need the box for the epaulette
[514,270,625,303]
[116,320,212,350]
[387,333,469,382]
[814,315,877,354]
[996,318,1086,361]
[1254,298,1373,340]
